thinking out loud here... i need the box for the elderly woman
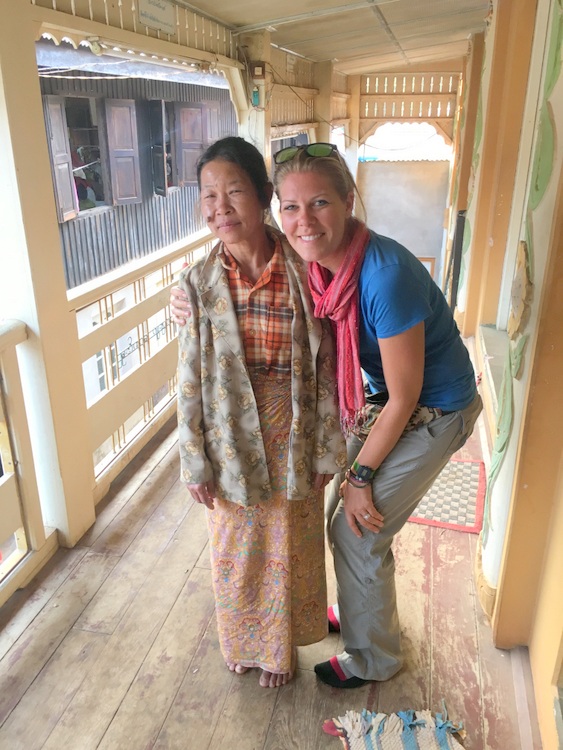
[176,137,346,688]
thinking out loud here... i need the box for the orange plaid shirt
[218,235,293,376]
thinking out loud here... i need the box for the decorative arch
[359,71,459,147]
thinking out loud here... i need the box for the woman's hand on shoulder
[186,481,216,509]
[170,285,191,326]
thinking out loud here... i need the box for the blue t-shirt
[358,232,476,411]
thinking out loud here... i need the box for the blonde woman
[271,143,481,688]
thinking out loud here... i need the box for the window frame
[43,94,143,223]
[148,99,222,195]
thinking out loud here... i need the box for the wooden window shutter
[148,100,168,197]
[42,96,78,223]
[174,103,206,186]
[204,101,220,145]
[105,99,142,205]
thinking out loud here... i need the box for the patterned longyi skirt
[206,372,327,674]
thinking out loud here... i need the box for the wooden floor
[0,418,542,749]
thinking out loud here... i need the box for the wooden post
[0,0,95,546]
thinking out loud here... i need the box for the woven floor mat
[323,707,466,749]
[408,458,486,533]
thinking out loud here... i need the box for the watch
[350,459,377,482]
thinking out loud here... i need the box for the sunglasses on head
[273,142,338,165]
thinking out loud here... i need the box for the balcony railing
[67,228,214,502]
[0,319,57,605]
[0,229,213,603]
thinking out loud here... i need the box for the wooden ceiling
[174,0,490,75]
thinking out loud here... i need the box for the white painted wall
[356,160,450,283]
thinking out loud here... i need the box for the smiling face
[199,158,267,250]
[277,170,354,274]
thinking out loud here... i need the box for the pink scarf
[308,219,370,431]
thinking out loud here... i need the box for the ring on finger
[363,513,371,520]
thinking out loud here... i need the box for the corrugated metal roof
[36,40,229,89]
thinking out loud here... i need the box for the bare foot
[259,669,292,687]
[226,662,249,674]
[258,649,296,688]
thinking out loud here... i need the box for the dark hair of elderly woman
[196,136,271,208]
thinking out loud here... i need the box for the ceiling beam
[232,0,388,34]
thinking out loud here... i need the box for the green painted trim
[529,102,556,211]
[483,353,513,545]
[483,335,529,544]
[527,3,562,211]
[544,3,563,99]
[511,335,528,379]
[483,282,530,539]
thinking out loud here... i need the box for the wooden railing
[67,228,214,501]
[0,320,57,605]
[0,228,213,602]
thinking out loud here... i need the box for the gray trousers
[326,394,483,681]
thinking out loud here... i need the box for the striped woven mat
[323,707,466,749]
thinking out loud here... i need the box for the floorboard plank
[209,663,280,750]
[0,547,87,661]
[376,522,433,714]
[0,628,108,749]
[511,646,544,750]
[90,447,180,557]
[430,529,483,749]
[153,618,235,750]
[97,566,215,750]
[468,538,534,749]
[80,420,178,548]
[41,503,210,750]
[263,668,370,750]
[195,540,211,570]
[75,479,192,634]
[0,551,118,725]
[475,600,522,749]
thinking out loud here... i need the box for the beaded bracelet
[345,468,369,489]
